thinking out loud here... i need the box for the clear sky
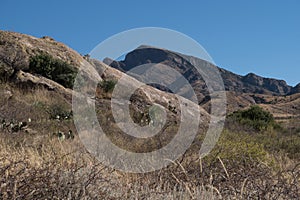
[1,0,299,86]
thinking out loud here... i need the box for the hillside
[0,31,299,199]
[0,30,210,150]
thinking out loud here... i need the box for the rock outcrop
[0,30,83,78]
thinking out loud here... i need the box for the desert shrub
[29,53,78,88]
[229,105,276,131]
[278,136,300,159]
[99,79,117,93]
[47,104,73,120]
[0,61,14,82]
[256,132,300,159]
[205,130,273,166]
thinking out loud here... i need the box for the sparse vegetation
[253,130,300,159]
[205,130,273,165]
[29,53,78,88]
[47,104,73,121]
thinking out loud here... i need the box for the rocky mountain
[104,45,295,96]
[291,83,300,94]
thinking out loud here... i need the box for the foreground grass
[0,129,299,200]
[0,134,217,199]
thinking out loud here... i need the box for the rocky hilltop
[0,31,83,76]
[0,31,210,146]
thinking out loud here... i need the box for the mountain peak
[137,44,157,49]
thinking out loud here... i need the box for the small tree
[229,105,276,131]
[29,53,78,88]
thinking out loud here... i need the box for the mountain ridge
[103,45,298,96]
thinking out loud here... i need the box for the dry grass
[0,130,299,199]
[0,133,218,199]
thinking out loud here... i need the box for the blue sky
[1,0,299,86]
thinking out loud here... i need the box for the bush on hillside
[47,104,73,121]
[99,79,117,93]
[229,105,276,131]
[29,53,77,88]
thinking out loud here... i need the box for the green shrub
[99,79,117,93]
[29,53,77,88]
[229,105,276,131]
